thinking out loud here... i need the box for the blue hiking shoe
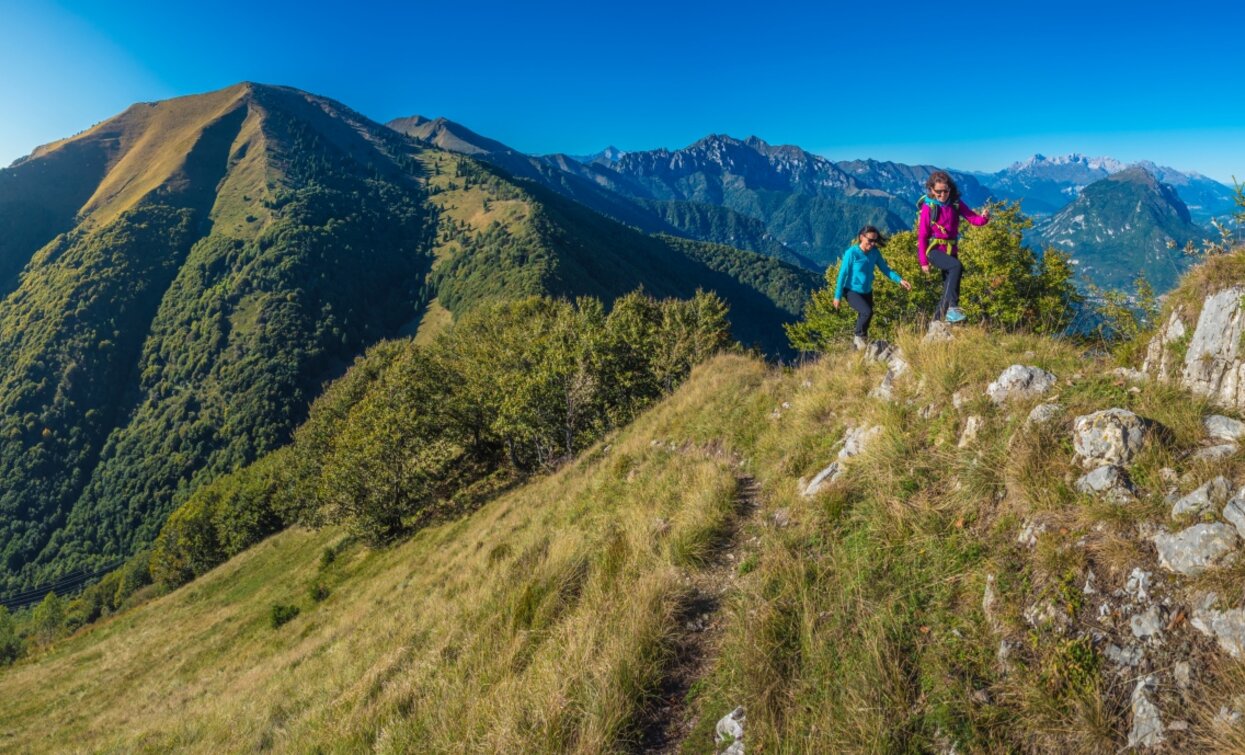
[945,307,966,323]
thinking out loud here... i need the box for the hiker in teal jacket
[833,226,912,348]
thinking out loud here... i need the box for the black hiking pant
[844,289,874,339]
[927,248,963,320]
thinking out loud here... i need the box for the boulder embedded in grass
[1072,408,1150,468]
[986,365,1057,404]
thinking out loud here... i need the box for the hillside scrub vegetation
[9,241,1245,751]
[787,202,1083,351]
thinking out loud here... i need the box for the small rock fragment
[1171,476,1233,518]
[1193,443,1239,462]
[1128,676,1165,749]
[1206,414,1245,441]
[1125,569,1152,602]
[1174,661,1192,689]
[1191,605,1245,659]
[715,706,746,752]
[1075,465,1136,503]
[1017,520,1048,547]
[1130,605,1166,640]
[958,416,984,448]
[1224,491,1245,539]
[1026,402,1063,426]
[1106,643,1144,668]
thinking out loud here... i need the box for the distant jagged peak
[1009,153,1128,173]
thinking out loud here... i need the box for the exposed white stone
[1224,491,1245,539]
[802,425,882,496]
[1112,367,1149,383]
[1017,520,1049,547]
[1106,643,1144,668]
[1171,476,1233,518]
[1174,661,1192,689]
[951,388,972,410]
[1082,569,1097,595]
[1191,605,1245,659]
[1180,287,1245,410]
[1026,403,1063,426]
[1193,443,1239,462]
[1023,600,1068,632]
[1206,414,1245,441]
[1143,308,1186,380]
[958,416,984,448]
[986,365,1057,404]
[1075,465,1136,503]
[1130,605,1165,640]
[715,706,746,751]
[1072,408,1150,468]
[1125,568,1153,602]
[1128,676,1165,749]
[925,320,954,343]
[983,574,999,631]
[1153,524,1240,576]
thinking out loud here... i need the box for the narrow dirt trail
[638,473,762,754]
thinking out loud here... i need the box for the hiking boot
[945,307,966,323]
[853,335,867,350]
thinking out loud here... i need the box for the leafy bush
[269,603,300,629]
[786,202,1082,350]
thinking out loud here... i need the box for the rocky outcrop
[1142,308,1187,381]
[802,425,882,496]
[1144,288,1245,411]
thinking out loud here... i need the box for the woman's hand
[921,265,931,274]
[982,206,991,220]
[900,280,912,291]
[833,298,841,309]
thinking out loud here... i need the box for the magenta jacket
[916,200,989,267]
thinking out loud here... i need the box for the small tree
[0,605,23,664]
[30,591,66,646]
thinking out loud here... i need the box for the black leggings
[844,289,873,338]
[927,248,963,320]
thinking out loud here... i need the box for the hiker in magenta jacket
[833,226,912,349]
[917,170,990,322]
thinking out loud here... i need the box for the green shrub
[269,604,300,629]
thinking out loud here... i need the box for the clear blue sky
[3,0,1244,183]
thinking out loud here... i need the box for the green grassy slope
[7,314,1245,751]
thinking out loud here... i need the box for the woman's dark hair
[925,170,960,203]
[858,225,886,246]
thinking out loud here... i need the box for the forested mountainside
[0,83,817,593]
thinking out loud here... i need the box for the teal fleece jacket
[833,244,903,300]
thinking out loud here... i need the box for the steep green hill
[0,85,817,593]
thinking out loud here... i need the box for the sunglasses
[863,236,881,244]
